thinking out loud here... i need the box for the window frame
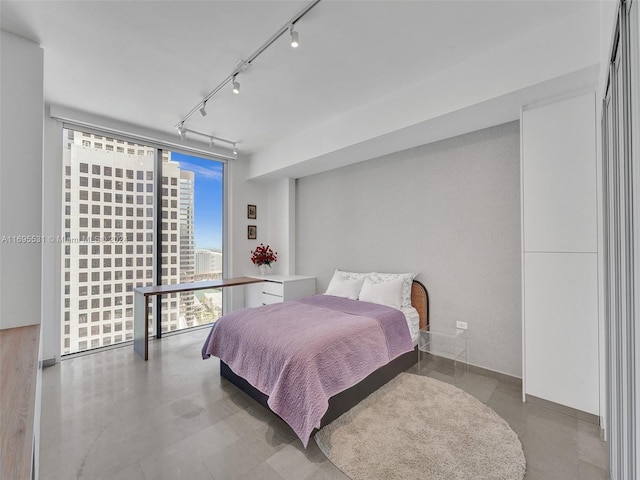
[58,123,228,356]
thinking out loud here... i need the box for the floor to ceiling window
[159,152,224,334]
[61,128,224,355]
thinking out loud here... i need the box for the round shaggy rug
[314,373,526,480]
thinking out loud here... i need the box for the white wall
[266,178,295,275]
[226,160,293,285]
[0,31,44,330]
[226,156,269,311]
[296,122,522,377]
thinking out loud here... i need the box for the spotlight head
[233,144,238,155]
[176,124,186,140]
[199,103,207,117]
[290,27,299,48]
[232,75,240,94]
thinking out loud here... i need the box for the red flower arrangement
[251,243,278,266]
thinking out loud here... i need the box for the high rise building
[179,170,195,327]
[61,129,195,354]
[195,249,222,279]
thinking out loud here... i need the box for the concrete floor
[39,328,607,479]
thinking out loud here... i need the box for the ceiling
[1,0,597,156]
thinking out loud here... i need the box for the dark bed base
[220,345,418,431]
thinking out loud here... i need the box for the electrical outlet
[456,321,468,330]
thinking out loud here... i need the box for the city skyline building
[179,170,195,327]
[61,129,201,354]
[195,249,223,280]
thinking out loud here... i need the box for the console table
[133,276,265,360]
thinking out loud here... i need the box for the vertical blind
[601,1,639,478]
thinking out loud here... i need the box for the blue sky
[171,152,223,251]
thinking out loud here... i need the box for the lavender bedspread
[201,294,413,446]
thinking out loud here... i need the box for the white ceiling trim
[248,6,601,180]
[248,65,600,182]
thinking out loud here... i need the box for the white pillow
[359,276,404,309]
[324,270,366,300]
[368,272,417,308]
[333,269,368,281]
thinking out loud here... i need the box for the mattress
[401,306,420,345]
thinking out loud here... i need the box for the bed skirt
[220,345,418,432]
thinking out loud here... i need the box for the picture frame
[247,204,257,219]
[248,225,257,240]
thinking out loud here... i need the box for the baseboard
[525,394,600,425]
[427,353,599,425]
[466,363,522,387]
[429,352,599,425]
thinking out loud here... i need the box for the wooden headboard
[411,280,429,330]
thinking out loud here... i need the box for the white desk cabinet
[245,275,316,307]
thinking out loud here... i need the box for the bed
[202,276,428,446]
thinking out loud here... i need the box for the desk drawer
[261,293,282,305]
[262,281,284,296]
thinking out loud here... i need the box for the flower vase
[258,264,269,276]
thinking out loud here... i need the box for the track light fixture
[177,123,186,140]
[232,75,240,95]
[289,25,299,48]
[178,124,235,150]
[173,0,321,156]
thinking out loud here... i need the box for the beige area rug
[314,373,526,480]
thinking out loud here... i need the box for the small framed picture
[248,225,257,240]
[247,204,257,219]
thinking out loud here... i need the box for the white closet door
[522,94,597,253]
[524,252,599,415]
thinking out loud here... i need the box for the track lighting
[173,0,321,155]
[177,123,186,140]
[178,124,234,149]
[290,25,299,48]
